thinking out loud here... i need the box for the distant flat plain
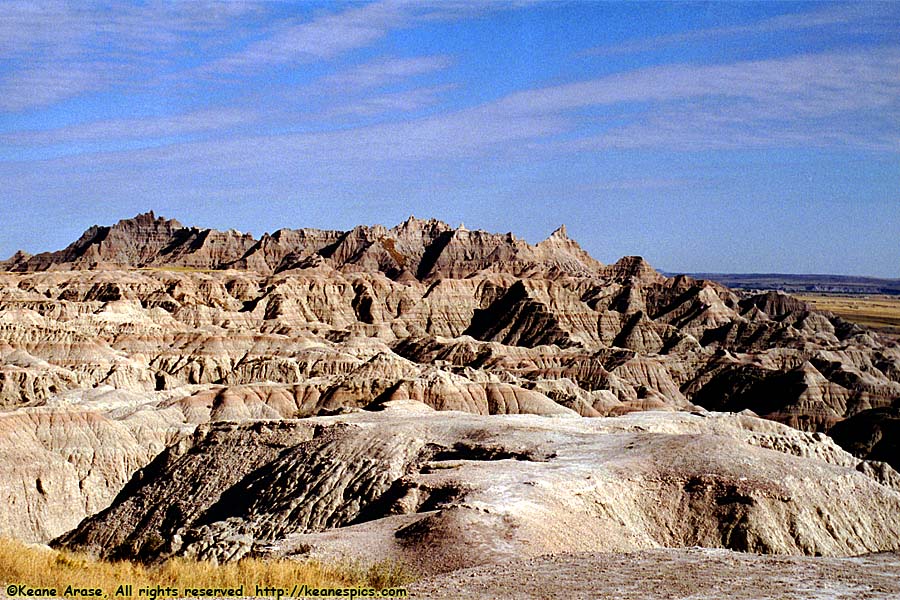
[679,272,900,338]
[795,294,900,337]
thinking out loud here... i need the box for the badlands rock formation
[0,212,601,279]
[55,403,900,571]
[2,215,898,430]
[0,212,898,569]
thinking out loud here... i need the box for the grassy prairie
[797,294,900,336]
[0,538,409,597]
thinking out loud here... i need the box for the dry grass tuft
[0,538,411,595]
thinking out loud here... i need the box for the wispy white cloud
[197,1,481,76]
[584,3,900,57]
[489,48,900,152]
[498,49,900,118]
[319,55,453,91]
[323,84,456,118]
[6,46,899,170]
[0,62,111,111]
[0,1,263,58]
[200,2,407,74]
[0,1,522,112]
[159,101,567,164]
[3,99,565,172]
[1,108,258,146]
[174,47,900,155]
[0,1,262,112]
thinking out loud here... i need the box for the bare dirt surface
[409,548,900,599]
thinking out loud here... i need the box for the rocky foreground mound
[55,402,900,572]
[0,213,898,571]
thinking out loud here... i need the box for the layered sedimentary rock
[1,212,899,548]
[5,213,601,280]
[0,390,194,541]
[3,261,897,432]
[57,403,900,572]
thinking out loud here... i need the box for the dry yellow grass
[0,538,410,597]
[797,294,900,335]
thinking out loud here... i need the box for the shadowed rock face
[1,213,899,548]
[829,407,900,466]
[55,404,900,572]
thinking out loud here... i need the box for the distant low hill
[673,273,900,296]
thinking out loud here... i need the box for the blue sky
[1,1,898,277]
